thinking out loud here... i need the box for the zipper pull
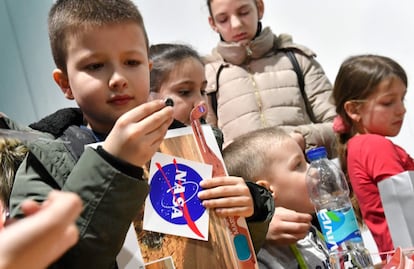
[246,46,252,57]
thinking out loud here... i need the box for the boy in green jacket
[8,1,271,268]
[10,0,172,268]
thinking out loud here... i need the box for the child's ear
[52,69,74,100]
[255,179,274,195]
[344,101,361,122]
[256,0,265,20]
[208,16,218,33]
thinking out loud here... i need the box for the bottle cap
[306,146,327,161]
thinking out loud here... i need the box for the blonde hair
[223,127,290,181]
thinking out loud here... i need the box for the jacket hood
[29,107,84,137]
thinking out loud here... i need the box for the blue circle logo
[150,160,206,237]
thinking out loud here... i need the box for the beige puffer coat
[204,27,337,157]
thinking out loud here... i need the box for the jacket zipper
[246,46,267,127]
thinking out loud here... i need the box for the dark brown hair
[48,0,149,74]
[206,0,260,17]
[149,43,204,93]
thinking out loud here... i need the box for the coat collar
[215,27,275,65]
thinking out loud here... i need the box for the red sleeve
[350,134,406,183]
[347,134,403,253]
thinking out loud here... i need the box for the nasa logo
[150,158,206,238]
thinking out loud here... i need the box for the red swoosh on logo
[156,161,204,239]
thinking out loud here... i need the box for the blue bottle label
[317,207,363,250]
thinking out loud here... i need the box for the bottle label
[317,207,363,250]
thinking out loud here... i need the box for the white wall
[0,0,73,125]
[1,0,413,154]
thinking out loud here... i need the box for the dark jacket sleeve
[245,181,275,253]
[59,148,149,268]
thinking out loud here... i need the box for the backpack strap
[284,49,317,123]
[207,63,228,118]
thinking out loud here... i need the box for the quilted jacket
[204,27,337,156]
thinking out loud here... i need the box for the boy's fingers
[201,196,250,208]
[20,200,42,216]
[134,105,173,135]
[46,192,83,224]
[198,186,245,200]
[119,99,166,124]
[103,103,173,165]
[200,176,241,188]
[199,177,249,198]
[274,207,313,222]
[213,206,253,218]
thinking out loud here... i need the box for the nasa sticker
[143,152,212,241]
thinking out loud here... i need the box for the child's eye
[238,9,250,16]
[85,63,103,71]
[178,89,191,96]
[238,6,252,16]
[215,16,228,24]
[378,97,393,106]
[296,158,308,171]
[381,99,397,107]
[201,89,207,96]
[291,160,302,171]
[125,60,140,66]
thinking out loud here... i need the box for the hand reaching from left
[0,190,82,269]
[198,176,253,218]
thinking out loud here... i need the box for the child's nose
[193,93,205,105]
[230,15,242,29]
[398,102,406,115]
[109,70,127,90]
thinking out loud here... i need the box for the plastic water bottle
[305,147,374,269]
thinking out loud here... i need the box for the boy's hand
[198,176,254,218]
[266,207,312,245]
[103,100,174,167]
